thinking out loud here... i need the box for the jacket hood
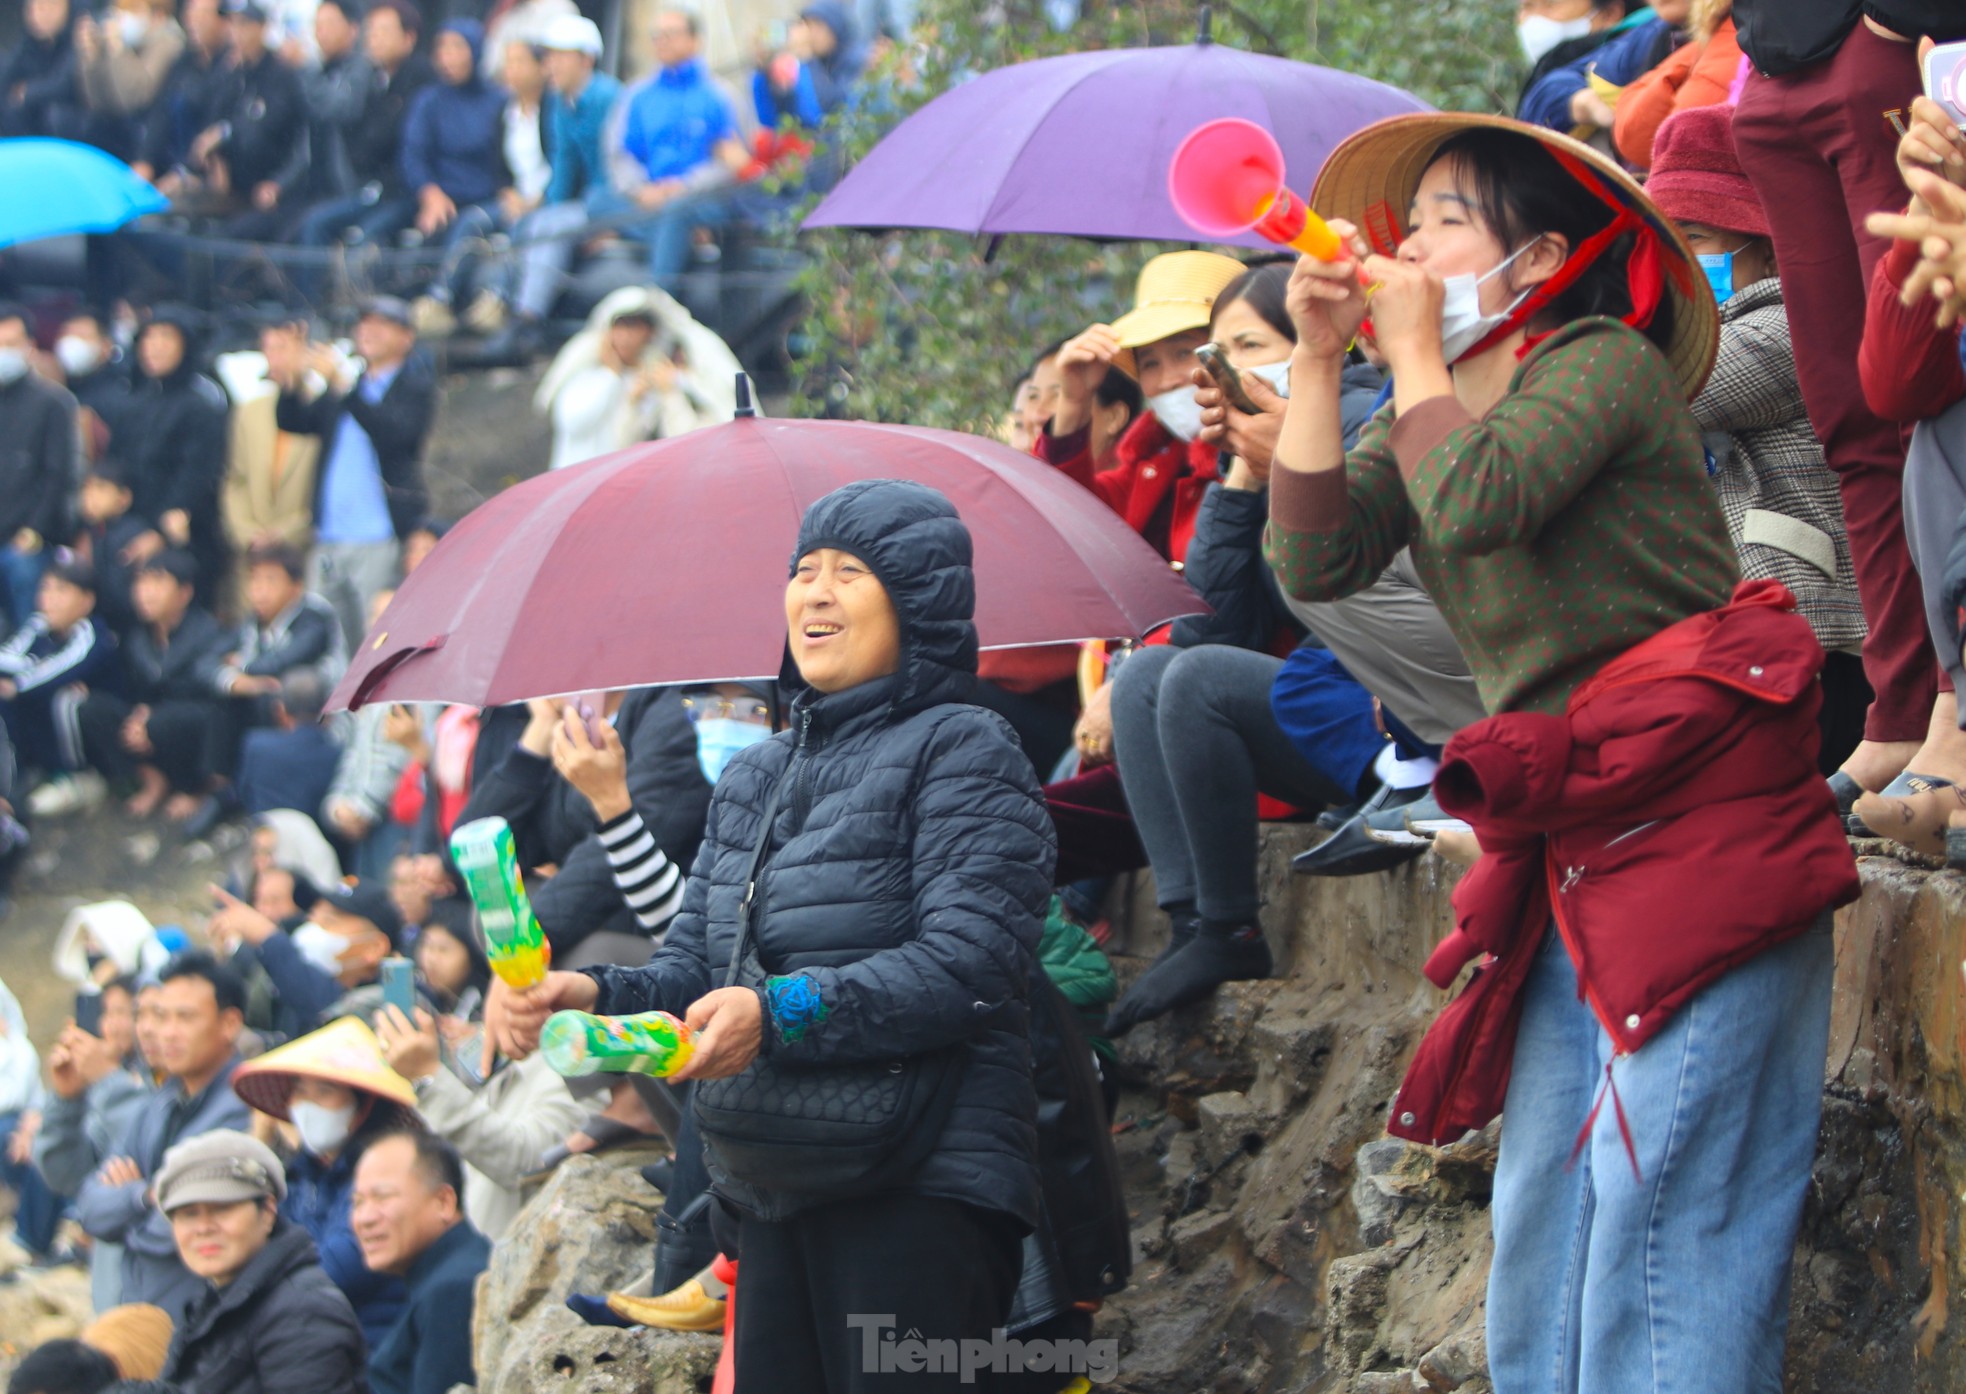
[801,1,864,67]
[784,479,977,715]
[439,18,485,82]
[141,304,208,389]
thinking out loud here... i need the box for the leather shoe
[1293,810,1426,878]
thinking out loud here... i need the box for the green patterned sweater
[1265,318,1740,717]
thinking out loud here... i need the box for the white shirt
[550,364,636,471]
[504,100,551,205]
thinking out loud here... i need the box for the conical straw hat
[231,1015,417,1122]
[1310,112,1718,399]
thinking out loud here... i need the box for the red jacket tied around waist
[1389,580,1860,1148]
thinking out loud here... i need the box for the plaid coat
[1697,277,1867,651]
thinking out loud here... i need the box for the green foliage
[784,1,1523,431]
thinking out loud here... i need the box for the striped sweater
[598,809,685,934]
[1266,318,1740,716]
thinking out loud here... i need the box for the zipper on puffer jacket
[790,707,821,832]
[1545,853,1642,1181]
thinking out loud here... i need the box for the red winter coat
[1039,412,1220,565]
[1388,581,1860,1148]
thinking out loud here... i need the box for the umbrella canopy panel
[0,138,168,249]
[803,42,1431,246]
[335,417,1207,708]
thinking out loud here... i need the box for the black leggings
[733,1194,1023,1393]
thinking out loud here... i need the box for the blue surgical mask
[694,717,769,785]
[1698,252,1735,304]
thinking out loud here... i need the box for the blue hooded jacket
[284,1144,408,1353]
[584,480,1056,1226]
[752,1,868,130]
[1518,13,1673,132]
[399,20,511,205]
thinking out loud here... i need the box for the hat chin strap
[1459,146,1674,364]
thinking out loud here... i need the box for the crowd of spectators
[1,1,1966,1393]
[2,0,877,361]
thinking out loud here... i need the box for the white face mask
[55,335,103,377]
[290,921,349,979]
[1438,239,1541,365]
[0,349,28,387]
[694,717,769,785]
[290,1099,357,1156]
[1517,13,1593,64]
[1147,385,1204,443]
[1244,359,1291,400]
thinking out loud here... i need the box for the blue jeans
[0,544,46,629]
[1487,916,1833,1394]
[588,186,732,291]
[430,200,505,307]
[0,1110,62,1256]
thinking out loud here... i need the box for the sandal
[1851,774,1966,856]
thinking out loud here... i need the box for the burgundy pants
[1734,24,1941,743]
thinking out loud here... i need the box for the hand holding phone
[1925,40,1966,126]
[380,957,416,1016]
[1195,343,1261,414]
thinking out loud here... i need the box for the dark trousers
[652,1089,716,1295]
[1111,644,1349,923]
[1,684,84,775]
[78,693,223,793]
[0,1110,61,1256]
[1735,26,1939,742]
[733,1194,1023,1394]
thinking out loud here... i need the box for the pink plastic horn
[1168,117,1343,260]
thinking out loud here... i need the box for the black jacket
[0,372,78,544]
[219,593,345,693]
[0,26,82,138]
[209,48,305,191]
[1171,362,1384,652]
[345,54,434,194]
[84,510,154,641]
[586,479,1056,1226]
[293,49,378,200]
[122,353,229,564]
[1734,0,1966,75]
[276,352,435,542]
[125,606,230,704]
[141,42,225,172]
[368,1220,488,1394]
[456,687,711,954]
[165,1221,370,1394]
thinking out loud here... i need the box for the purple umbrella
[803,18,1430,246]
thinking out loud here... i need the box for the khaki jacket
[223,390,320,555]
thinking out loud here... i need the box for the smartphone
[1925,40,1966,125]
[571,692,608,744]
[73,992,104,1037]
[380,957,415,1017]
[1195,343,1260,414]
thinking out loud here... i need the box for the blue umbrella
[0,138,168,250]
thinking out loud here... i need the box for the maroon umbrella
[330,406,1206,709]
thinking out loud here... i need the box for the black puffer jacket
[164,1221,371,1394]
[1733,0,1966,75]
[586,479,1057,1225]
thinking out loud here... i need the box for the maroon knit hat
[1644,104,1769,238]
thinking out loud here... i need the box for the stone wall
[1096,835,1966,1393]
